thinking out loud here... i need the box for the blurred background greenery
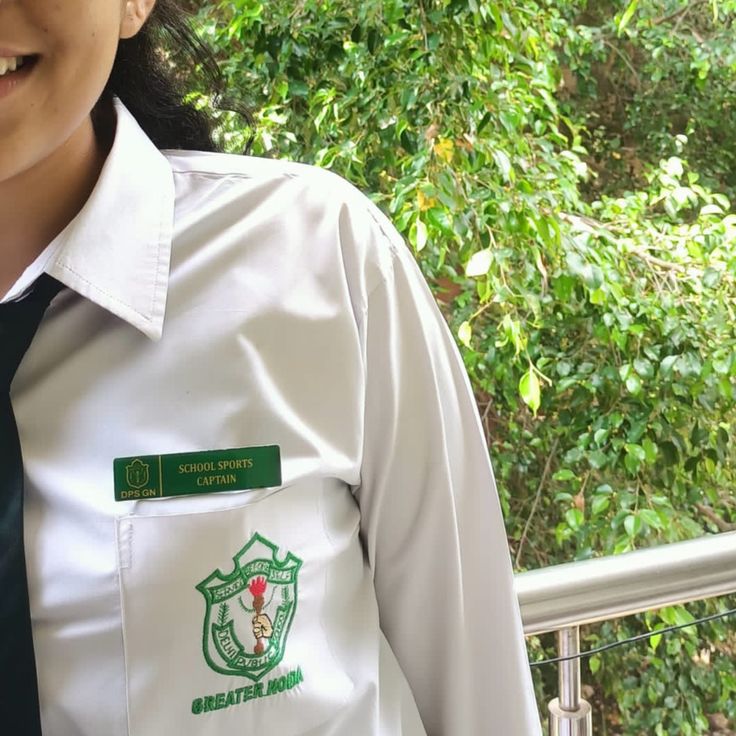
[171,1,736,732]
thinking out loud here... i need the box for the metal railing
[514,531,736,735]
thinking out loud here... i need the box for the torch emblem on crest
[248,576,274,654]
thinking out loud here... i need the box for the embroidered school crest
[196,532,301,681]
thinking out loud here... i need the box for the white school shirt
[7,95,542,736]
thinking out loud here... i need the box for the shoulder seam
[363,211,403,304]
[364,204,403,257]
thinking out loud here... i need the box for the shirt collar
[45,95,175,341]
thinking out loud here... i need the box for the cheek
[0,56,58,175]
[41,6,122,94]
[0,35,117,179]
[35,27,120,123]
[0,4,124,173]
[57,20,121,93]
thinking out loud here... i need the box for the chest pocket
[116,477,358,736]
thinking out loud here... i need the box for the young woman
[0,1,542,734]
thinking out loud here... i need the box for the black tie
[0,273,64,733]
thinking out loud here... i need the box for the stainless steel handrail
[515,530,736,636]
[514,531,736,734]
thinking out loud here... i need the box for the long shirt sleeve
[351,206,543,735]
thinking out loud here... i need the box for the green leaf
[594,428,608,445]
[465,249,493,277]
[492,149,513,182]
[624,453,640,475]
[624,513,642,538]
[289,80,309,97]
[415,218,428,252]
[671,606,697,635]
[702,268,721,288]
[625,443,646,462]
[588,450,608,470]
[662,156,684,178]
[458,321,472,349]
[625,374,642,394]
[659,441,680,466]
[700,203,723,216]
[659,356,678,376]
[650,631,663,651]
[713,355,731,375]
[586,265,604,290]
[589,287,606,305]
[633,357,654,379]
[426,208,453,235]
[519,367,541,414]
[565,508,584,530]
[592,495,610,516]
[639,508,663,529]
[642,437,658,464]
[618,0,639,34]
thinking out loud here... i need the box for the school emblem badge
[125,458,150,489]
[196,532,301,681]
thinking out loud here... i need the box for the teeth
[0,56,26,76]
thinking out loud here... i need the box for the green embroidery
[196,533,302,681]
[190,668,304,714]
[217,603,230,627]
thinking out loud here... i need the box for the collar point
[138,320,165,342]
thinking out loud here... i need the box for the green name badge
[113,445,281,502]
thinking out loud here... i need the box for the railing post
[548,626,592,736]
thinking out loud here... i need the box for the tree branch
[694,502,736,532]
[652,0,705,27]
[515,437,560,570]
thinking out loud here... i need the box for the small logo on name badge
[125,458,150,489]
[196,533,301,681]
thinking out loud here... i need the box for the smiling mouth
[3,53,38,67]
[0,54,40,77]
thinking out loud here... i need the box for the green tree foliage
[177,1,736,731]
[558,0,736,200]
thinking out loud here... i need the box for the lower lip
[0,57,39,101]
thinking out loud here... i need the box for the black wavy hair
[91,0,253,155]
